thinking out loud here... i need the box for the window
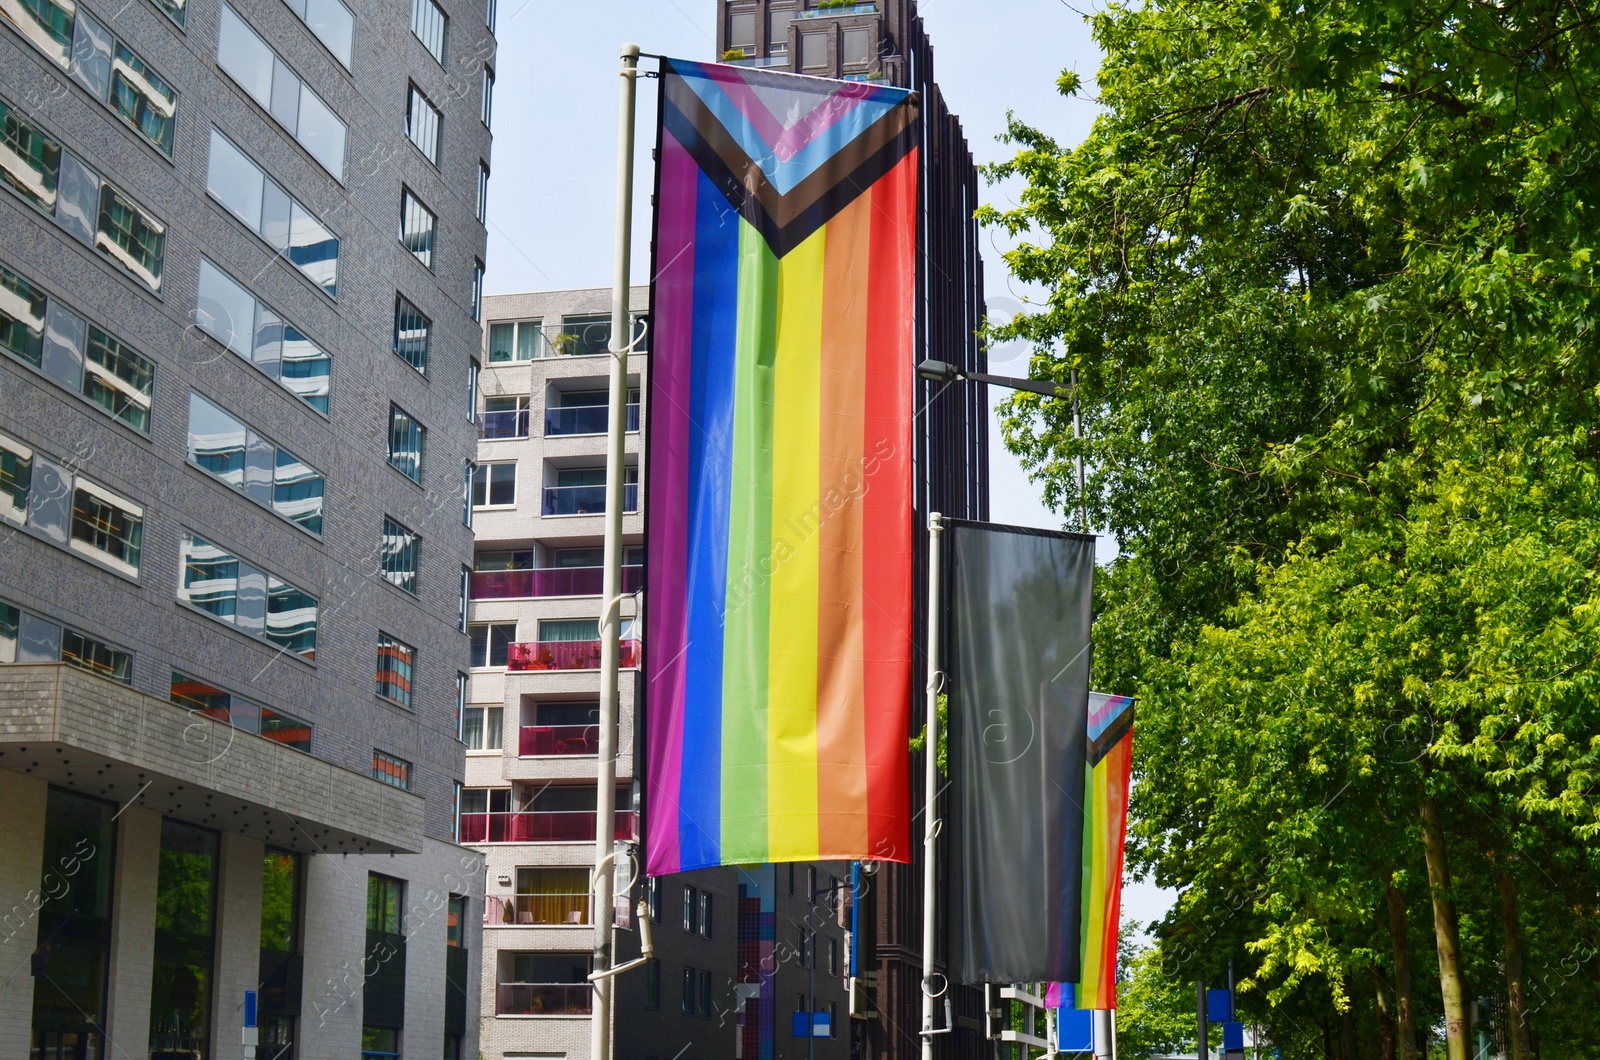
[173,673,313,750]
[513,867,588,925]
[698,969,713,1018]
[555,314,613,357]
[0,433,30,524]
[497,953,590,1016]
[377,633,415,707]
[455,673,468,737]
[681,967,695,1015]
[646,877,662,923]
[481,395,529,439]
[179,534,318,659]
[769,7,793,51]
[150,821,218,1059]
[187,393,325,534]
[842,25,872,66]
[471,462,515,507]
[470,623,515,668]
[459,566,470,633]
[60,627,133,683]
[829,1000,839,1037]
[381,517,418,594]
[1,598,132,681]
[0,601,15,663]
[544,465,638,516]
[728,8,755,52]
[461,704,502,750]
[699,891,713,939]
[29,789,117,1054]
[467,362,480,422]
[70,480,143,574]
[406,84,441,164]
[196,259,332,411]
[0,94,62,212]
[82,326,154,431]
[373,750,412,789]
[448,894,466,945]
[477,162,489,223]
[400,188,435,268]
[644,959,660,1010]
[487,319,542,362]
[206,131,341,298]
[682,886,698,933]
[462,461,475,527]
[393,294,430,373]
[216,5,347,178]
[361,1027,398,1059]
[472,261,483,321]
[388,405,425,483]
[282,0,354,67]
[0,262,45,368]
[829,937,839,976]
[367,874,403,934]
[411,0,445,62]
[801,31,827,69]
[480,66,494,127]
[109,40,177,154]
[485,0,495,32]
[96,184,165,290]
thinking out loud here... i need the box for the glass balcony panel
[495,984,591,1016]
[458,811,636,843]
[542,483,638,516]
[471,566,642,600]
[506,639,640,671]
[519,724,599,757]
[477,409,529,439]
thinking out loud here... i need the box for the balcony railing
[472,565,644,600]
[478,410,530,439]
[797,2,878,17]
[728,54,788,67]
[543,483,639,517]
[507,639,641,672]
[496,983,591,1016]
[520,724,600,757]
[545,404,640,437]
[484,893,593,926]
[459,810,637,844]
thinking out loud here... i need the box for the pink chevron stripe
[1088,694,1134,731]
[703,63,875,161]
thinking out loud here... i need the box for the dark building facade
[0,0,496,1049]
[716,4,991,1058]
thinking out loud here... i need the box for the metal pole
[1197,980,1209,1060]
[589,40,639,1060]
[1070,367,1086,532]
[921,512,945,1060]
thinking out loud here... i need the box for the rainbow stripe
[645,59,919,875]
[1078,693,1136,1008]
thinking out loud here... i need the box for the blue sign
[1224,1021,1245,1050]
[244,989,257,1029]
[1207,988,1234,1023]
[1057,1006,1094,1052]
[790,1011,832,1038]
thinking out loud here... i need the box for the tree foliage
[982,0,1600,1051]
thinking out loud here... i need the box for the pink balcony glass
[459,811,637,844]
[506,640,641,671]
[471,566,643,601]
[520,724,600,757]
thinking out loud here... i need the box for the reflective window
[216,5,346,178]
[406,84,440,164]
[381,516,418,595]
[0,0,74,62]
[261,704,311,751]
[170,673,312,751]
[467,362,479,422]
[196,259,331,412]
[376,633,414,707]
[206,130,339,298]
[484,0,494,32]
[1,598,131,681]
[367,874,403,934]
[487,319,541,362]
[373,750,411,789]
[150,820,217,1058]
[82,326,153,431]
[469,623,514,668]
[0,95,60,211]
[556,314,613,357]
[95,184,165,290]
[0,262,46,367]
[281,0,353,66]
[388,405,425,483]
[180,535,317,659]
[171,672,234,723]
[410,0,445,62]
[61,627,133,683]
[400,188,435,268]
[0,432,31,524]
[393,294,430,373]
[110,41,177,153]
[472,261,483,321]
[70,481,143,574]
[477,162,488,223]
[471,462,514,507]
[187,393,324,535]
[481,66,493,127]
[462,461,474,527]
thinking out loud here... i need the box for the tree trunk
[1373,969,1398,1060]
[1340,1004,1359,1060]
[1386,878,1419,1060]
[1499,867,1534,1060]
[1420,796,1470,1060]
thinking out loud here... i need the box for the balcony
[728,54,789,67]
[797,2,878,17]
[478,410,531,440]
[542,483,639,517]
[506,639,641,672]
[459,810,637,844]
[484,893,593,926]
[520,724,600,757]
[496,983,591,1017]
[545,404,640,437]
[471,565,643,601]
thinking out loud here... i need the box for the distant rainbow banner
[644,58,919,874]
[1077,692,1136,1008]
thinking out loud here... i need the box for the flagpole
[590,40,640,1060]
[921,511,944,1060]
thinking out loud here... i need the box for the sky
[481,0,1173,934]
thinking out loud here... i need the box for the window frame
[392,293,431,374]
[471,462,515,509]
[410,0,446,64]
[400,187,436,269]
[387,404,426,484]
[380,516,419,595]
[405,82,442,165]
[372,749,412,790]
[376,630,416,708]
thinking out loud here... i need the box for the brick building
[0,0,496,1048]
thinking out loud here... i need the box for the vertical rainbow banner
[644,59,920,875]
[1077,693,1136,1008]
